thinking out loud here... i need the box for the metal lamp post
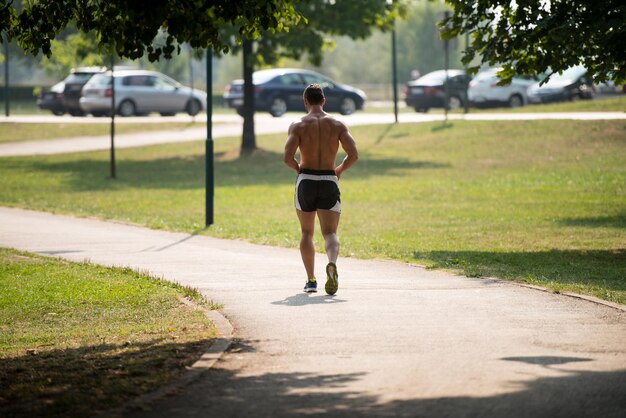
[387,0,398,123]
[391,27,398,123]
[110,54,116,179]
[443,11,450,124]
[205,49,214,227]
[4,37,9,117]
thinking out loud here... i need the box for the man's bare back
[290,112,343,171]
[284,109,358,178]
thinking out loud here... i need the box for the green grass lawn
[0,121,206,143]
[371,95,626,114]
[4,99,232,116]
[0,247,217,417]
[475,95,626,113]
[0,120,624,304]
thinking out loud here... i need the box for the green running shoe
[325,262,338,295]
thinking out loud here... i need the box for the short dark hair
[304,83,325,105]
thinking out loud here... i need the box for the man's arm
[335,125,358,179]
[283,122,301,173]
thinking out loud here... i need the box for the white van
[468,68,537,108]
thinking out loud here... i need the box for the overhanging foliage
[1,0,302,61]
[442,0,626,84]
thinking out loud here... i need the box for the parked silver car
[468,68,537,108]
[79,69,206,117]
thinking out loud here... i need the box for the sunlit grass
[0,119,624,303]
[364,95,626,114]
[0,121,206,143]
[0,247,217,417]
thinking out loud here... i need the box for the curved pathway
[0,207,624,417]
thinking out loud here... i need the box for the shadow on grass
[2,148,449,190]
[413,249,626,298]
[431,121,454,132]
[0,338,212,418]
[558,213,626,229]
[123,362,626,418]
[374,123,395,145]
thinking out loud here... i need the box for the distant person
[283,83,358,295]
[411,69,421,80]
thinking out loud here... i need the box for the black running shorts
[295,169,341,213]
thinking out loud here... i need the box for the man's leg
[296,209,317,280]
[317,209,340,263]
[318,209,340,295]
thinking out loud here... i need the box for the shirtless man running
[283,83,358,295]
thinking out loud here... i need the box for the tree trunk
[241,39,256,154]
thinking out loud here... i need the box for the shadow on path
[4,336,624,418]
[501,356,593,367]
[124,363,626,418]
[271,293,347,306]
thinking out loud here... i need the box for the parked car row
[37,64,616,117]
[404,65,604,112]
[39,66,364,118]
[37,68,206,117]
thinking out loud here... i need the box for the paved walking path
[1,111,625,157]
[1,207,624,417]
[2,111,625,415]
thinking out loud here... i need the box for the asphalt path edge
[101,297,234,417]
[362,257,626,313]
[485,276,626,312]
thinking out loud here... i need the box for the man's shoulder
[288,119,306,132]
[322,115,348,131]
[293,113,347,131]
[292,114,318,126]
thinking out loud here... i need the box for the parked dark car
[37,67,106,116]
[527,65,595,104]
[223,68,366,117]
[62,67,107,115]
[36,81,66,115]
[404,69,471,112]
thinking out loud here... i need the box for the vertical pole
[391,28,398,123]
[189,46,194,92]
[443,11,450,123]
[464,31,469,114]
[4,37,9,117]
[205,49,214,226]
[241,39,256,153]
[110,54,116,179]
